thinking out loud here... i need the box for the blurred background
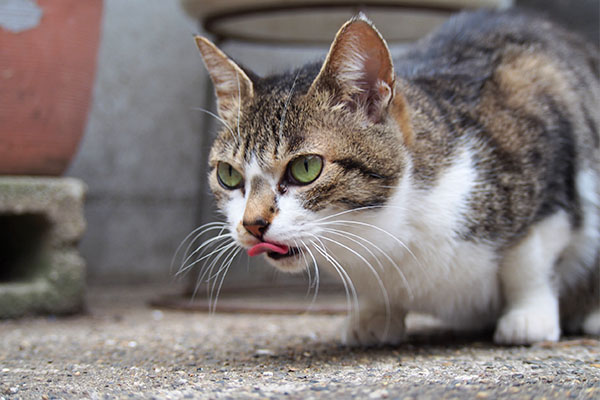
[48,0,600,288]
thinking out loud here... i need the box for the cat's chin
[262,252,305,273]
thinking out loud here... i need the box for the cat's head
[195,15,412,272]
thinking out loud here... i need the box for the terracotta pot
[0,0,103,175]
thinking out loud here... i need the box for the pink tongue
[248,242,289,257]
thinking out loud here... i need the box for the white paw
[582,309,600,336]
[342,313,406,347]
[494,308,560,345]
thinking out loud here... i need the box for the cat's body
[194,9,600,345]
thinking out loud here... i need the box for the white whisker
[191,240,238,301]
[189,226,229,262]
[200,241,238,284]
[235,70,243,144]
[318,234,392,341]
[302,239,321,310]
[172,222,228,274]
[180,228,230,265]
[295,238,320,312]
[312,204,408,224]
[210,247,242,314]
[316,219,424,275]
[177,235,235,276]
[310,238,358,326]
[322,227,414,301]
[278,70,301,138]
[191,107,237,143]
[294,238,312,296]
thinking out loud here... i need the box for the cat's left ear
[195,36,254,122]
[309,14,395,123]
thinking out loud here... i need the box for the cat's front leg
[341,304,407,347]
[494,212,572,345]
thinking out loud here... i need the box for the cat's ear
[195,36,254,122]
[309,14,395,124]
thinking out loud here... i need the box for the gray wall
[68,0,598,286]
[68,0,204,284]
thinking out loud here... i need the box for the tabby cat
[191,9,599,345]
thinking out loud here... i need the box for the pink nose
[243,218,269,240]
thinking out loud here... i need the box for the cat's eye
[287,155,323,185]
[217,162,243,189]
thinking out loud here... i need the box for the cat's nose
[243,218,269,240]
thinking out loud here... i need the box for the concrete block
[0,177,86,318]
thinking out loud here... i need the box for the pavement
[0,285,598,399]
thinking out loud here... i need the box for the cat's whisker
[188,232,233,261]
[209,247,242,314]
[190,225,229,262]
[296,238,320,311]
[191,240,238,301]
[180,229,229,273]
[199,241,239,284]
[172,222,228,275]
[178,228,231,268]
[302,242,321,306]
[322,228,386,272]
[172,222,227,266]
[294,238,313,297]
[177,234,236,276]
[317,234,392,341]
[301,239,321,310]
[235,69,243,145]
[278,70,301,138]
[310,239,350,312]
[316,219,425,277]
[309,237,359,326]
[312,204,409,223]
[322,227,414,301]
[312,205,385,223]
[191,107,237,143]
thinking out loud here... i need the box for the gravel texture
[1,285,598,399]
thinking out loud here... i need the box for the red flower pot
[0,0,103,175]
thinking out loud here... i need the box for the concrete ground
[0,285,598,399]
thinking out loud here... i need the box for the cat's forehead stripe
[236,100,308,164]
[245,156,278,187]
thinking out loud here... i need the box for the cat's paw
[342,313,406,347]
[582,309,600,336]
[494,308,560,345]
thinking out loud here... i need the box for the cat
[190,9,600,346]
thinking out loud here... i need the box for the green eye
[217,162,243,189]
[288,155,323,185]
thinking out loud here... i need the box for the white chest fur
[315,145,502,329]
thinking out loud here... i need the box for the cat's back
[396,9,598,85]
[396,9,599,146]
[394,9,599,242]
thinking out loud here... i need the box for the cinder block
[0,177,86,318]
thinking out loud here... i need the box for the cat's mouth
[247,242,300,260]
[267,246,300,260]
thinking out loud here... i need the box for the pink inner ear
[322,20,394,122]
[363,50,384,89]
[248,242,289,257]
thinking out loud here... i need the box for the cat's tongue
[248,242,289,257]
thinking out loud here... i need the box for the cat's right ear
[195,36,254,122]
[308,14,395,124]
